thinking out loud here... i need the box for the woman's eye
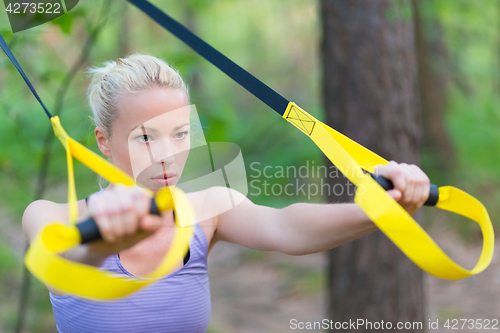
[174,131,189,139]
[138,134,152,143]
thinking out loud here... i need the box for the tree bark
[413,0,455,174]
[321,1,425,331]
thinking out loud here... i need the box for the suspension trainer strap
[126,0,494,280]
[0,33,195,300]
[0,34,52,119]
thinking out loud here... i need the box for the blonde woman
[22,54,431,333]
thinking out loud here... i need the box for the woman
[22,54,431,333]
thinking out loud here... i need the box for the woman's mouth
[151,173,177,186]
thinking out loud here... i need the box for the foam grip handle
[369,173,439,207]
[76,197,161,244]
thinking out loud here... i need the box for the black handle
[368,172,439,206]
[76,197,161,244]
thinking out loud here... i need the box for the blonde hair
[85,53,189,138]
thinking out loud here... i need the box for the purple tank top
[49,190,211,333]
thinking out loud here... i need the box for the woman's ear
[95,127,112,158]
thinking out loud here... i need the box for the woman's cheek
[130,150,154,178]
[114,144,137,177]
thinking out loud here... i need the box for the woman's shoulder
[183,186,248,235]
[184,186,247,218]
[22,199,87,244]
[23,199,68,225]
[23,198,87,220]
[184,186,247,205]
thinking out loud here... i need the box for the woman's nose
[158,152,175,166]
[152,138,177,165]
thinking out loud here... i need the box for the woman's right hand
[83,184,166,257]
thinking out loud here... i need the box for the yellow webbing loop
[25,117,195,300]
[283,102,494,280]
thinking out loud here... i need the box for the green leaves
[51,10,73,34]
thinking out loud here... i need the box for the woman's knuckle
[390,166,400,175]
[106,207,117,216]
[91,211,101,221]
[117,202,131,213]
[410,164,423,173]
[99,221,110,232]
[124,205,134,215]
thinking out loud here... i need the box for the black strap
[126,0,290,116]
[0,34,53,119]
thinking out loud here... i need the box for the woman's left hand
[373,161,431,216]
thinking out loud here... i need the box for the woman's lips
[151,173,177,186]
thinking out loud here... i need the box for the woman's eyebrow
[136,123,190,133]
[133,126,158,134]
[173,123,190,131]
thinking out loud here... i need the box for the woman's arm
[22,200,109,267]
[212,161,430,255]
[22,185,166,268]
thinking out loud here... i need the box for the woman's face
[96,87,191,190]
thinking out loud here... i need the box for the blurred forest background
[0,0,499,332]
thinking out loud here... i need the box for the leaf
[50,10,73,34]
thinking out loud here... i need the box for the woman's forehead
[132,105,191,133]
[115,87,190,133]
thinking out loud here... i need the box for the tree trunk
[321,1,425,331]
[413,0,455,174]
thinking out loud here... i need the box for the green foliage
[51,11,73,34]
[0,243,22,332]
[417,0,500,236]
[447,89,500,178]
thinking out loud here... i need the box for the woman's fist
[374,161,430,216]
[84,184,165,256]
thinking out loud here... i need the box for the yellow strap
[25,116,195,300]
[283,102,494,280]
